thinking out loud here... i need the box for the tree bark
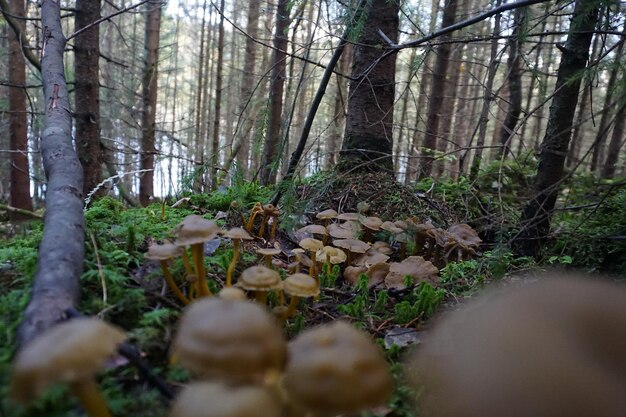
[139,0,161,206]
[516,0,599,257]
[260,0,290,185]
[19,0,85,347]
[74,0,103,197]
[339,0,399,173]
[8,0,33,219]
[211,0,226,190]
[497,7,525,158]
[417,0,458,179]
[600,97,626,179]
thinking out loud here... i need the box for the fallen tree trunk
[18,0,85,347]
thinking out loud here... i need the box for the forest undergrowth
[1,165,625,417]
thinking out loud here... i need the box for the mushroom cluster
[171,298,392,417]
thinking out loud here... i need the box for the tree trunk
[325,43,351,169]
[139,0,161,206]
[497,7,525,158]
[211,0,226,190]
[600,97,626,179]
[192,0,209,191]
[234,0,261,177]
[516,0,599,257]
[339,0,399,173]
[8,0,33,218]
[260,0,290,185]
[469,1,502,181]
[417,0,458,179]
[19,0,85,347]
[589,40,624,173]
[74,0,103,197]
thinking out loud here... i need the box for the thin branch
[66,0,152,41]
[0,0,41,71]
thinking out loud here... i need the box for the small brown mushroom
[299,238,324,277]
[170,381,284,417]
[316,209,338,227]
[283,273,320,317]
[332,238,371,264]
[316,246,347,275]
[237,265,282,304]
[145,241,189,305]
[359,216,383,242]
[11,318,126,417]
[172,298,287,382]
[256,247,282,269]
[298,224,329,245]
[283,321,393,416]
[223,227,254,287]
[385,256,439,290]
[174,215,222,297]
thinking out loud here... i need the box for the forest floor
[1,167,625,417]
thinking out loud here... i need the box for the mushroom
[218,286,247,301]
[245,202,263,234]
[337,212,360,221]
[223,227,254,287]
[172,298,287,382]
[283,321,393,416]
[291,248,312,274]
[298,224,329,245]
[409,275,626,417]
[359,216,383,242]
[327,223,357,240]
[237,266,282,304]
[283,273,320,317]
[170,381,284,417]
[353,248,390,267]
[11,318,126,417]
[384,256,439,290]
[332,238,370,264]
[299,238,324,278]
[256,247,282,269]
[446,223,481,261]
[174,215,222,297]
[344,263,389,288]
[258,204,279,240]
[316,246,347,275]
[315,209,338,227]
[145,241,190,305]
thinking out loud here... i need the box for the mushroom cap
[354,249,390,266]
[224,227,254,241]
[238,266,282,291]
[297,224,328,236]
[283,273,320,297]
[299,238,324,252]
[428,228,454,247]
[409,275,626,417]
[336,212,360,221]
[332,238,371,254]
[175,215,222,246]
[11,318,126,403]
[343,265,368,287]
[262,203,280,216]
[283,321,393,415]
[380,221,404,234]
[170,381,284,417]
[172,298,287,381]
[316,246,347,265]
[256,247,282,257]
[447,223,482,248]
[359,216,383,231]
[218,287,248,301]
[372,241,393,255]
[316,209,338,220]
[327,223,357,239]
[145,241,184,260]
[385,256,439,290]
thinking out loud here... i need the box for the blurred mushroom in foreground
[408,274,626,417]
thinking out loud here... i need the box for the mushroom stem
[160,260,190,305]
[259,214,268,239]
[309,252,317,279]
[255,291,268,305]
[263,255,272,269]
[226,239,241,287]
[70,379,113,417]
[286,296,300,318]
[269,215,278,241]
[181,250,195,277]
[191,244,212,297]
